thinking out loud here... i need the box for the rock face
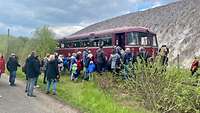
[73,0,200,67]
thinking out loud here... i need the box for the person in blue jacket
[87,60,96,80]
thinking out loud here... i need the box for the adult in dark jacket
[82,48,89,79]
[7,53,20,86]
[42,54,50,84]
[23,55,29,92]
[96,46,106,74]
[46,55,59,95]
[138,47,149,63]
[26,52,40,97]
[34,56,41,87]
[123,48,133,79]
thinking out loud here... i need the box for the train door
[115,33,125,50]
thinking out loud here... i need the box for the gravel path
[0,75,79,113]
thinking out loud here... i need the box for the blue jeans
[47,79,57,93]
[9,71,16,85]
[27,77,36,96]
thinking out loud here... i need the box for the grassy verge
[16,70,149,113]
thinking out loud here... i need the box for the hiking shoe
[10,84,16,87]
[29,95,37,97]
[53,92,57,95]
[46,91,50,94]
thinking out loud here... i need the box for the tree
[32,26,57,57]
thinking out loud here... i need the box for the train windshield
[127,32,157,47]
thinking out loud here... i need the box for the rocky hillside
[73,0,200,67]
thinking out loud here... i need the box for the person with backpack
[62,56,68,75]
[96,46,106,74]
[66,53,71,71]
[109,50,121,73]
[0,55,5,78]
[82,47,89,78]
[7,53,20,86]
[26,52,40,97]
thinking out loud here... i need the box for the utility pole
[177,54,180,69]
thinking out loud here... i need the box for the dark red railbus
[56,26,158,57]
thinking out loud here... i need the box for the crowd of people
[1,44,200,98]
[58,45,158,80]
[23,52,60,97]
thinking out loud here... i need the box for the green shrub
[119,58,200,113]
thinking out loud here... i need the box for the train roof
[62,26,155,40]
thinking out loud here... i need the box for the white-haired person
[6,53,21,86]
[46,55,60,95]
[87,60,95,80]
[109,49,121,73]
[138,47,149,63]
[70,53,77,80]
[83,53,93,81]
[123,48,134,80]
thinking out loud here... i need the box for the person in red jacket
[0,55,5,78]
[75,51,83,81]
[191,57,199,76]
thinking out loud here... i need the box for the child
[87,61,96,80]
[71,63,78,81]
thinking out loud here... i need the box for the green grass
[16,70,148,113]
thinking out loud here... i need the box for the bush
[120,58,200,113]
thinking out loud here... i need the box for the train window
[79,40,84,47]
[73,42,76,47]
[141,37,148,46]
[93,35,112,47]
[93,39,100,47]
[67,41,72,48]
[102,38,112,46]
[93,41,97,47]
[61,43,64,48]
[74,41,80,47]
[127,32,138,45]
[152,35,157,46]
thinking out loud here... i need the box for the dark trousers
[43,70,47,83]
[97,63,103,74]
[27,77,36,96]
[35,75,39,86]
[9,71,16,85]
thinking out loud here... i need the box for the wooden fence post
[177,54,180,69]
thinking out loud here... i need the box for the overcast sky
[0,0,176,37]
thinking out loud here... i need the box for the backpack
[85,57,91,68]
